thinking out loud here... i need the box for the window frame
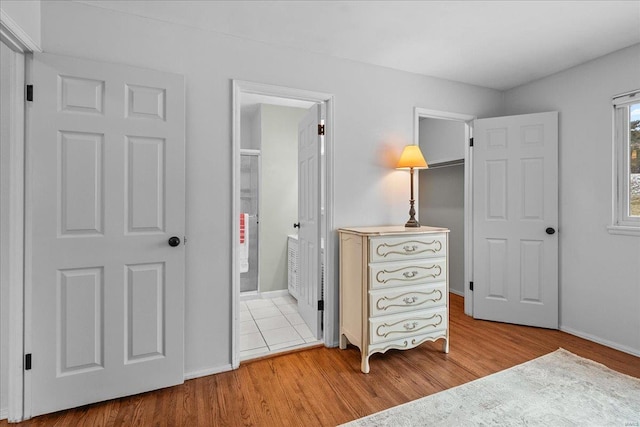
[609,90,640,235]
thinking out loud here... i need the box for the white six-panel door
[472,112,558,328]
[297,104,322,339]
[27,53,185,416]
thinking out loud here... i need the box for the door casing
[1,12,42,419]
[0,41,25,423]
[231,81,336,368]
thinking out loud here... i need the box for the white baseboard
[560,325,640,357]
[240,289,290,301]
[0,407,7,421]
[184,364,234,381]
[449,289,465,297]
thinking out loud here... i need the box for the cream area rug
[341,349,640,427]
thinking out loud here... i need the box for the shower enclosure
[240,151,260,293]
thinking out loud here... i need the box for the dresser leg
[361,354,370,374]
[339,334,348,350]
[443,338,449,354]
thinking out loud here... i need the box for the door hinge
[469,137,474,147]
[26,85,33,102]
[470,281,474,291]
[318,124,325,136]
[317,300,324,311]
[25,353,32,370]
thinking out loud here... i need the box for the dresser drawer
[370,233,446,262]
[369,282,446,317]
[369,307,447,344]
[369,259,446,290]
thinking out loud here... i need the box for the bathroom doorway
[233,82,335,364]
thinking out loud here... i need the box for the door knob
[545,227,556,235]
[168,236,181,247]
[293,223,300,228]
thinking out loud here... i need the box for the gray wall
[11,1,504,380]
[260,104,308,293]
[418,164,465,295]
[419,117,466,165]
[241,104,261,150]
[418,117,466,295]
[504,44,640,355]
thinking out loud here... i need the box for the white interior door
[297,104,322,339]
[472,112,558,328]
[27,53,185,416]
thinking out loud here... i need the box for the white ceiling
[77,0,640,90]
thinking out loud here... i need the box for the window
[611,90,640,234]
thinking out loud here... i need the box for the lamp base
[405,195,420,228]
[404,218,420,228]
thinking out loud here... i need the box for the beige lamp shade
[396,145,428,169]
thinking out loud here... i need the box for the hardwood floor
[4,294,639,426]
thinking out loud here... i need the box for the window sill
[607,225,640,237]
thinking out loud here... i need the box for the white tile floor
[240,294,321,360]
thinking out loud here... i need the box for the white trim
[612,89,639,104]
[0,9,41,53]
[449,289,465,297]
[8,48,25,424]
[560,325,640,357]
[232,80,337,368]
[240,148,261,156]
[22,51,34,421]
[414,107,476,316]
[606,225,640,236]
[323,98,337,347]
[463,121,474,317]
[611,97,640,230]
[0,44,26,423]
[240,289,290,301]
[183,364,234,381]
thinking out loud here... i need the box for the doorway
[232,81,336,366]
[414,108,475,315]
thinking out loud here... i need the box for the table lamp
[396,145,428,227]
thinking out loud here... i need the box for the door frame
[0,42,25,423]
[414,107,476,316]
[231,80,336,368]
[1,11,41,420]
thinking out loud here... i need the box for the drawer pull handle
[376,240,443,257]
[376,289,443,310]
[404,322,418,330]
[376,314,443,338]
[376,265,443,284]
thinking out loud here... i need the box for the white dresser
[338,226,449,373]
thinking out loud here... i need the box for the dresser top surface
[338,225,449,236]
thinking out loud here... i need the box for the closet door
[27,52,185,416]
[473,112,558,328]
